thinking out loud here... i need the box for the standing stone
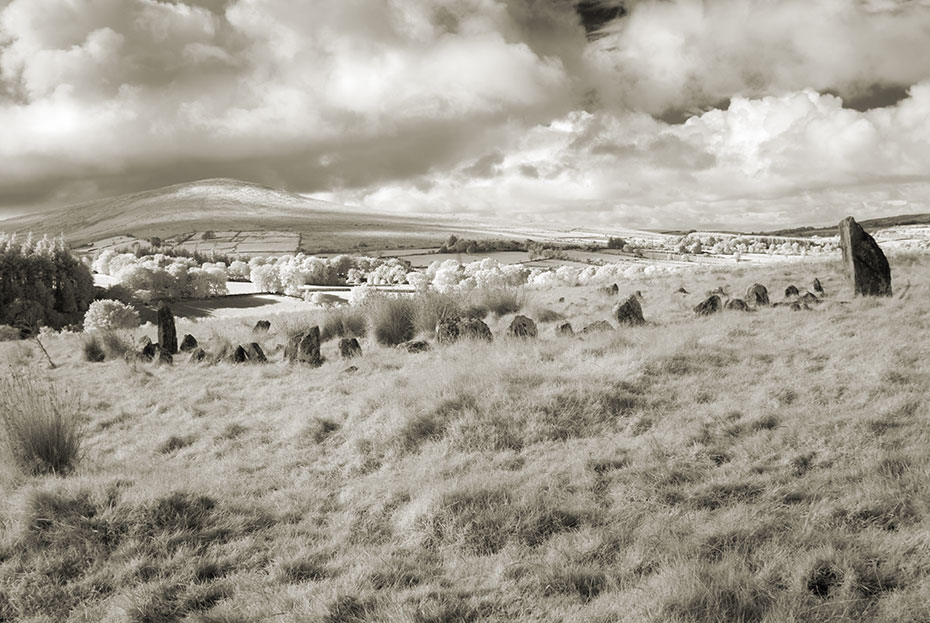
[614,294,645,326]
[157,302,178,354]
[285,327,323,366]
[784,285,800,298]
[694,295,722,316]
[508,315,538,338]
[799,292,820,305]
[839,216,892,296]
[812,278,824,295]
[461,318,493,342]
[139,341,158,362]
[179,334,198,352]
[189,348,206,363]
[435,318,461,344]
[246,342,267,363]
[232,345,249,363]
[556,322,574,337]
[253,320,271,333]
[745,284,769,306]
[725,298,751,312]
[339,337,362,358]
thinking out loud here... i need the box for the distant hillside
[762,213,930,237]
[0,178,495,252]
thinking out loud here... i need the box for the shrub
[0,325,21,341]
[82,334,106,362]
[83,299,141,332]
[0,372,83,475]
[411,291,465,335]
[366,296,416,346]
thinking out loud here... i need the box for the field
[2,252,930,622]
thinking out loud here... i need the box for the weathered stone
[435,318,461,344]
[694,295,722,316]
[138,335,153,350]
[179,334,198,352]
[156,349,173,365]
[614,294,645,326]
[339,337,362,358]
[812,278,824,295]
[461,318,493,342]
[556,322,574,337]
[601,283,619,295]
[188,347,206,363]
[725,298,751,312]
[838,216,892,296]
[784,285,800,297]
[246,342,267,363]
[343,365,359,374]
[403,340,430,353]
[799,292,820,305]
[253,320,271,333]
[285,327,324,366]
[157,302,178,354]
[790,302,810,312]
[139,341,158,361]
[676,287,689,294]
[745,284,769,306]
[508,315,538,338]
[708,286,728,297]
[583,320,615,333]
[232,345,248,363]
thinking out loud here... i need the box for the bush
[83,330,134,362]
[0,325,20,341]
[83,299,141,332]
[0,372,83,475]
[411,291,466,335]
[366,296,416,346]
[82,335,106,362]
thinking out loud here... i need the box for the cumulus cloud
[0,0,929,228]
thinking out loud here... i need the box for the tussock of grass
[319,307,367,342]
[364,296,417,346]
[0,372,83,475]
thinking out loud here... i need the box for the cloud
[587,0,930,116]
[0,0,929,228]
[324,85,930,228]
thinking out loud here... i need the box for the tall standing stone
[157,302,178,354]
[839,217,892,296]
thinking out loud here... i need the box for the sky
[1,0,930,229]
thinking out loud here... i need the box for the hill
[0,178,503,252]
[2,254,929,621]
[764,213,930,237]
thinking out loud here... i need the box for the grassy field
[2,253,929,622]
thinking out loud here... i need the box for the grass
[0,371,83,475]
[4,254,930,621]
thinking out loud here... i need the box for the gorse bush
[83,299,140,332]
[0,371,83,475]
[0,233,95,330]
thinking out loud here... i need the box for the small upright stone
[157,302,178,354]
[253,320,271,333]
[189,347,206,363]
[156,349,173,365]
[508,315,538,338]
[583,320,615,333]
[745,284,769,306]
[784,285,800,298]
[232,345,248,363]
[246,342,267,363]
[614,294,645,326]
[285,327,323,366]
[556,322,574,337]
[435,318,461,345]
[460,318,493,342]
[676,287,689,294]
[339,337,362,358]
[725,298,751,312]
[812,278,824,295]
[838,216,892,296]
[179,334,198,352]
[139,341,158,362]
[799,292,820,305]
[138,335,153,350]
[694,295,722,316]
